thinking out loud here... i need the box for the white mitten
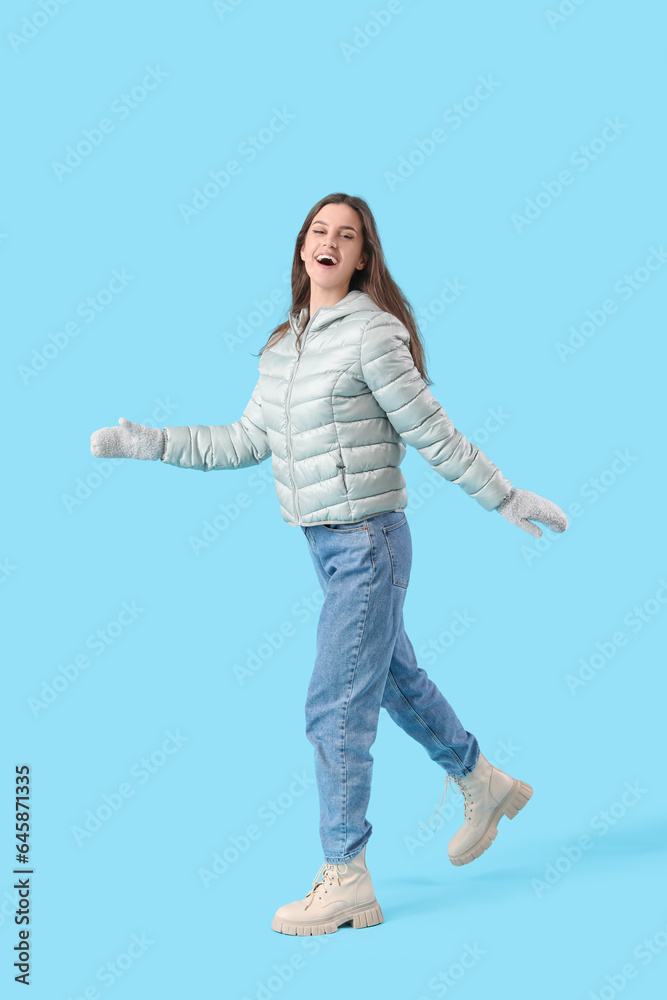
[90,418,165,461]
[495,488,568,538]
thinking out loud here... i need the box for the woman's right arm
[90,376,271,471]
[162,377,270,471]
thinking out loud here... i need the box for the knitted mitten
[495,488,568,538]
[90,418,165,461]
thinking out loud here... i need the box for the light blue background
[3,1,666,997]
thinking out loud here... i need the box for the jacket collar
[288,289,376,336]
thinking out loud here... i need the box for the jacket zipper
[285,307,322,523]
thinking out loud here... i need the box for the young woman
[91,192,568,937]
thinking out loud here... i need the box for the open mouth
[315,254,338,267]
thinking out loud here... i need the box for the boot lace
[420,773,473,832]
[304,860,349,910]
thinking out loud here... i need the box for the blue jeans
[300,509,480,864]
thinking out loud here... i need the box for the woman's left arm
[359,312,568,537]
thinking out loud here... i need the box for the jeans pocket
[382,514,411,587]
[323,520,367,532]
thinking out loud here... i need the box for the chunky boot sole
[448,779,533,867]
[271,900,384,936]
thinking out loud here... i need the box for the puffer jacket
[161,289,513,526]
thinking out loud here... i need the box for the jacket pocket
[382,514,411,587]
[335,449,348,493]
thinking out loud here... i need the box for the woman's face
[299,203,367,297]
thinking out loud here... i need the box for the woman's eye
[312,229,354,239]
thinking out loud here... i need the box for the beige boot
[271,845,384,935]
[445,753,532,865]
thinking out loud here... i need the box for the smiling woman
[90,190,568,938]
[259,192,433,383]
[301,202,369,312]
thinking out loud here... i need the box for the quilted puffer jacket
[161,289,513,527]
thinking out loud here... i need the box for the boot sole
[448,779,533,866]
[271,900,384,936]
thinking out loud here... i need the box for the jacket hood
[289,289,378,336]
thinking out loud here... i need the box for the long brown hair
[254,192,433,385]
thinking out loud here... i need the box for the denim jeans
[300,508,480,864]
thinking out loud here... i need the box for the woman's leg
[301,510,413,864]
[303,513,479,777]
[380,618,480,775]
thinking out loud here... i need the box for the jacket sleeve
[359,312,513,511]
[160,376,271,472]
